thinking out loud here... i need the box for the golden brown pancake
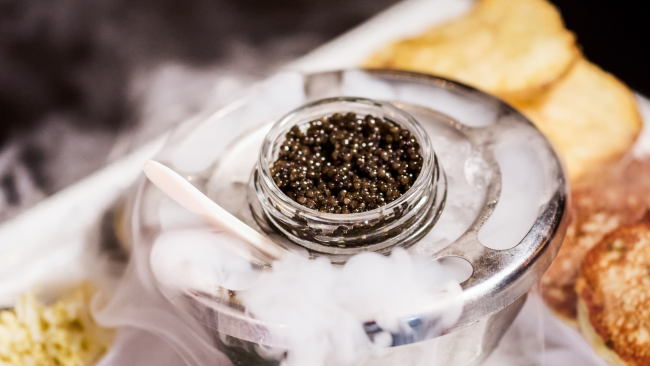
[576,220,650,366]
[510,59,642,181]
[365,0,579,100]
[542,159,650,324]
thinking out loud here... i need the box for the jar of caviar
[249,97,446,262]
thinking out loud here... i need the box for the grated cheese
[0,283,114,366]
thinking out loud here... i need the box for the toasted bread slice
[365,0,579,99]
[576,220,650,366]
[542,159,650,324]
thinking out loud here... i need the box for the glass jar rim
[257,97,435,222]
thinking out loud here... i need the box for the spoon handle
[143,160,287,260]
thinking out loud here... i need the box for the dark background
[552,0,649,96]
[0,0,647,221]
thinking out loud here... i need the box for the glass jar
[249,97,446,262]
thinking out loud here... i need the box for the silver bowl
[130,69,568,365]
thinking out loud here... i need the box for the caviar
[270,112,423,213]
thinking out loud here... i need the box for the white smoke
[237,248,462,366]
[149,219,464,366]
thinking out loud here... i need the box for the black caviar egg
[270,112,423,213]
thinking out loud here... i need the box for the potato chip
[510,59,642,180]
[365,0,579,99]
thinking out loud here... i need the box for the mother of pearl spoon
[143,160,288,261]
